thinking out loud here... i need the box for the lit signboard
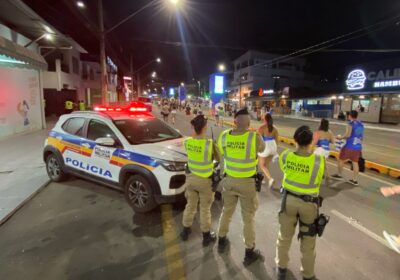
[214,75,224,94]
[169,88,174,96]
[346,69,366,90]
[373,80,400,88]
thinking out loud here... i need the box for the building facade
[229,50,315,104]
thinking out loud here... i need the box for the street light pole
[98,0,108,105]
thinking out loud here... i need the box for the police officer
[180,115,218,246]
[65,99,73,114]
[217,108,266,266]
[79,100,86,111]
[276,126,326,280]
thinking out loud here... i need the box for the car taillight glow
[94,107,107,111]
[129,107,147,112]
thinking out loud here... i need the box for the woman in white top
[257,113,279,188]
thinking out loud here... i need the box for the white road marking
[331,209,392,250]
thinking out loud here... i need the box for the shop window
[307,100,318,105]
[352,100,370,113]
[72,57,79,75]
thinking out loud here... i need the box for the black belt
[286,190,320,204]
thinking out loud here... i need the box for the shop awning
[0,36,47,70]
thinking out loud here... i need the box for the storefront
[0,36,47,139]
[336,59,400,124]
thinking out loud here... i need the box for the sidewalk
[0,124,54,224]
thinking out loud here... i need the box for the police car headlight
[159,160,186,172]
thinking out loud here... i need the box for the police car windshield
[114,118,182,145]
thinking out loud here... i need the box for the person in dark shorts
[331,110,364,185]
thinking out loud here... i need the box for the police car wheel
[124,175,156,213]
[46,154,67,182]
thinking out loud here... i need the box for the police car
[43,103,187,212]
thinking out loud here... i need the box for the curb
[0,179,51,226]
[210,117,400,180]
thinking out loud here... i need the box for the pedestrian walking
[217,108,266,266]
[276,126,327,280]
[217,105,225,127]
[331,110,364,185]
[161,102,170,122]
[381,185,400,254]
[312,119,334,182]
[180,115,218,246]
[171,103,177,125]
[258,113,279,188]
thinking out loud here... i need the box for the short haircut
[350,110,358,119]
[190,115,207,135]
[294,125,313,146]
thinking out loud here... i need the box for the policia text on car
[217,108,266,266]
[276,126,329,280]
[180,115,219,246]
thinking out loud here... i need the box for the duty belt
[286,190,320,204]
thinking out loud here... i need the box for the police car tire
[46,154,67,182]
[124,175,157,213]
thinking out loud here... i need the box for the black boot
[180,227,191,241]
[202,231,216,247]
[218,236,229,252]
[277,267,287,280]
[243,247,264,266]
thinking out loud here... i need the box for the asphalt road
[0,109,399,280]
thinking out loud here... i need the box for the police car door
[81,119,121,183]
[60,117,86,171]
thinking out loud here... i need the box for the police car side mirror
[95,137,115,147]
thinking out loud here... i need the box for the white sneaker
[272,154,279,163]
[383,231,400,254]
[268,178,275,188]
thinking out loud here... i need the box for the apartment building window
[72,57,79,75]
[82,64,88,80]
[241,61,248,68]
[89,69,94,80]
[236,64,240,71]
[249,59,254,66]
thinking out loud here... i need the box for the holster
[279,188,288,214]
[211,169,221,192]
[297,214,330,240]
[254,172,264,192]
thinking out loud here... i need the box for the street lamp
[181,82,185,86]
[76,1,85,8]
[218,63,226,72]
[151,71,157,78]
[156,57,161,63]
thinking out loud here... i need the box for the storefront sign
[345,64,400,92]
[346,69,366,90]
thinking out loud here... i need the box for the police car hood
[135,137,187,162]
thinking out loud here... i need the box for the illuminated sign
[107,56,118,72]
[346,69,366,90]
[373,80,400,88]
[263,89,274,94]
[214,75,224,94]
[169,88,174,96]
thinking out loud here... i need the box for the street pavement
[0,109,399,280]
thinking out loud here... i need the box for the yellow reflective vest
[185,137,213,178]
[65,101,73,110]
[279,149,325,196]
[218,130,257,178]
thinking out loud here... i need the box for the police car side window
[62,118,85,136]
[87,119,117,141]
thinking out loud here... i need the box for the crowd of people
[158,98,205,125]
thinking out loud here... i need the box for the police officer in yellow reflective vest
[217,108,266,266]
[276,126,327,280]
[65,100,73,114]
[180,115,219,246]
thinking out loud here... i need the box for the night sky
[24,0,400,84]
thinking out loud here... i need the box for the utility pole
[130,54,134,100]
[136,72,141,99]
[98,0,108,105]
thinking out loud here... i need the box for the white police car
[43,103,187,212]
